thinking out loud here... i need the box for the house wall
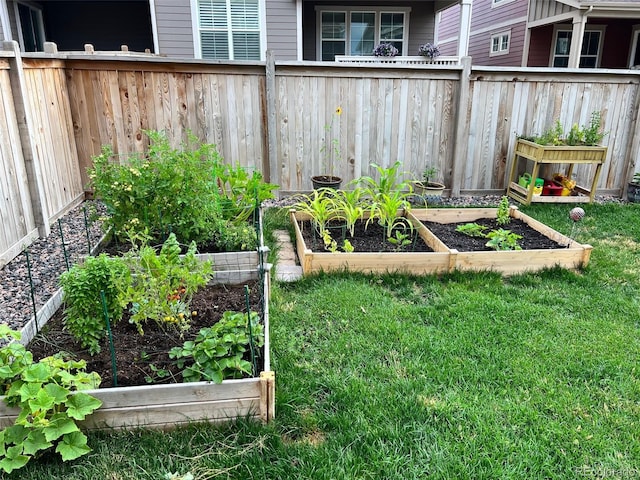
[302,1,436,61]
[154,0,195,58]
[435,3,458,55]
[266,0,298,60]
[526,24,553,66]
[528,0,571,23]
[528,19,636,68]
[438,0,528,65]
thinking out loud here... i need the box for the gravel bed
[1,193,625,333]
[0,201,107,331]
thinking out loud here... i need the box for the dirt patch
[28,282,263,388]
[298,217,564,253]
[422,218,565,251]
[299,219,434,253]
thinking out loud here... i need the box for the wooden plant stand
[507,139,607,205]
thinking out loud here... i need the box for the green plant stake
[244,285,258,376]
[23,247,38,334]
[100,290,118,387]
[58,218,70,271]
[83,206,91,254]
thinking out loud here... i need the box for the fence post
[450,56,472,197]
[3,40,50,237]
[265,50,280,196]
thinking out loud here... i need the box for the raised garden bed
[291,207,592,276]
[1,250,275,432]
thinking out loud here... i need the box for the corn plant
[335,188,365,237]
[293,188,345,238]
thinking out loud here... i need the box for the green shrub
[89,131,277,250]
[59,254,129,355]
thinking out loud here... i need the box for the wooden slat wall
[64,60,267,189]
[274,65,459,191]
[22,59,84,220]
[0,57,38,268]
[463,69,640,192]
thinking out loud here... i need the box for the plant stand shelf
[507,139,607,205]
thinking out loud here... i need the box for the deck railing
[335,55,460,65]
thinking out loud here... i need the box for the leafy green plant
[520,111,607,146]
[387,229,413,251]
[455,222,488,238]
[0,326,102,474]
[319,106,343,177]
[122,233,212,335]
[485,229,522,251]
[496,196,511,226]
[89,131,227,247]
[371,191,412,239]
[294,188,345,239]
[59,254,129,355]
[421,166,439,185]
[217,165,278,224]
[214,221,258,252]
[632,172,640,185]
[355,161,412,200]
[335,189,365,237]
[169,311,264,383]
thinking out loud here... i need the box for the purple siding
[436,4,459,55]
[469,22,526,66]
[527,24,553,67]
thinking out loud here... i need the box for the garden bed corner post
[259,371,275,422]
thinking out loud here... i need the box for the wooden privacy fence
[1,41,640,267]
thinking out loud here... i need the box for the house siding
[154,0,195,58]
[526,24,554,66]
[436,3,459,54]
[438,0,528,64]
[266,0,297,60]
[528,0,571,23]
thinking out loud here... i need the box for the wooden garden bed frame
[2,250,275,430]
[291,207,592,276]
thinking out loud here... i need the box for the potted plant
[373,43,399,57]
[414,165,446,202]
[312,106,343,190]
[418,43,440,62]
[628,172,640,203]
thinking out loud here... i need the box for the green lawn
[13,202,640,480]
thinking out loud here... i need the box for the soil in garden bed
[422,218,565,251]
[300,219,434,253]
[28,282,263,388]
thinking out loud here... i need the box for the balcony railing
[335,55,460,65]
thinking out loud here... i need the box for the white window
[197,0,262,60]
[552,27,604,68]
[317,7,409,61]
[14,2,45,52]
[490,31,510,56]
[492,0,516,6]
[629,26,640,68]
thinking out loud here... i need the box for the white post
[0,0,11,42]
[568,7,592,68]
[457,0,473,58]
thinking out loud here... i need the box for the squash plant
[0,326,102,474]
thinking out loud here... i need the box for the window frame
[13,1,45,52]
[315,6,411,60]
[192,0,266,61]
[489,30,511,56]
[550,25,605,68]
[628,25,640,68]
[491,0,517,7]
